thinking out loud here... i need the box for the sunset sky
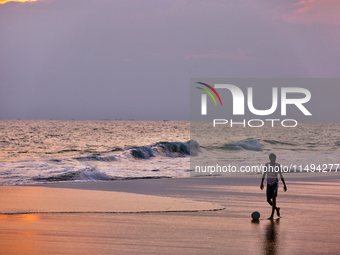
[0,0,36,3]
[0,0,339,120]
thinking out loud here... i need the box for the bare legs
[267,197,280,219]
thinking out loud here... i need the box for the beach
[2,0,340,253]
[1,177,340,254]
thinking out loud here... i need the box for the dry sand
[1,177,340,254]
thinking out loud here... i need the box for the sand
[1,177,340,254]
[0,186,224,214]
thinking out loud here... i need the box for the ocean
[0,120,190,185]
[190,121,340,177]
[0,120,339,185]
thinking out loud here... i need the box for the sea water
[0,120,339,185]
[0,120,190,185]
[190,121,340,177]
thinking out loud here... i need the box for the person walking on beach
[260,153,287,219]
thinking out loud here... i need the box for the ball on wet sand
[251,211,260,220]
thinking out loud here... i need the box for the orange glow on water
[0,214,40,222]
[0,0,37,4]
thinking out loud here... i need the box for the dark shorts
[266,182,278,200]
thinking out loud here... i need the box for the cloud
[293,1,313,14]
[273,0,340,25]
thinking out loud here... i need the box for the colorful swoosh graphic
[196,87,217,105]
[196,82,223,106]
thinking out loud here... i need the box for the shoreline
[0,184,225,215]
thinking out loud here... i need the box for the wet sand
[0,186,223,214]
[1,177,340,254]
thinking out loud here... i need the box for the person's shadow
[263,218,280,255]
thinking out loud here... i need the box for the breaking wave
[31,167,172,183]
[32,168,114,182]
[263,139,296,146]
[75,155,117,162]
[130,141,192,159]
[222,138,263,151]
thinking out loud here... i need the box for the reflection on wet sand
[0,214,40,254]
[264,218,280,255]
[0,214,40,222]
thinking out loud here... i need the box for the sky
[0,0,340,120]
